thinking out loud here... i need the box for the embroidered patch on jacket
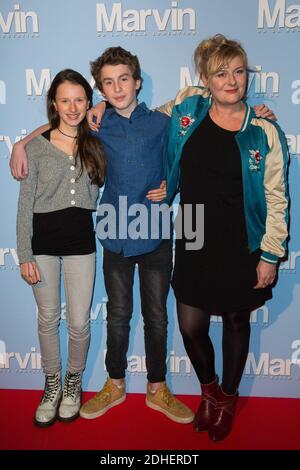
[249,149,261,171]
[178,114,195,136]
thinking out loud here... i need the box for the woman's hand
[10,141,28,180]
[146,180,167,202]
[20,261,41,285]
[253,104,276,121]
[87,101,107,132]
[254,260,277,289]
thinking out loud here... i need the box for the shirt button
[70,178,75,183]
[70,165,75,171]
[71,200,76,205]
[69,155,73,160]
[70,189,75,194]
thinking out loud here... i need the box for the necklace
[57,127,77,139]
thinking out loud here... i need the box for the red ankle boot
[208,386,238,441]
[193,376,219,432]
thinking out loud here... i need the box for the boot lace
[63,372,82,400]
[42,373,61,403]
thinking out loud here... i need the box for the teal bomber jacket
[159,87,289,265]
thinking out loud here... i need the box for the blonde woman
[163,35,289,441]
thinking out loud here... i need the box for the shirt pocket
[137,137,165,170]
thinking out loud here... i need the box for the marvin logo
[96,1,196,34]
[39,299,109,322]
[0,4,39,35]
[286,134,300,155]
[279,251,300,271]
[103,350,192,374]
[25,69,96,97]
[258,0,300,30]
[245,352,295,376]
[248,66,280,98]
[0,346,41,370]
[0,80,6,104]
[0,129,27,157]
[0,248,19,268]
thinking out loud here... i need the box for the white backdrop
[0,0,300,397]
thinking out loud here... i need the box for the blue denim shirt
[95,102,170,256]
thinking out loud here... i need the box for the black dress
[172,113,272,312]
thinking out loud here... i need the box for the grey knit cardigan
[17,135,100,263]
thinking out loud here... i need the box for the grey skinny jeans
[32,253,95,375]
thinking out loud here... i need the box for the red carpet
[0,390,299,450]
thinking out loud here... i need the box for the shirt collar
[105,101,151,120]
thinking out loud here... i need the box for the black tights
[177,302,251,395]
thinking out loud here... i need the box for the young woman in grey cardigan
[17,69,105,427]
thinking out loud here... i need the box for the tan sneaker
[146,382,194,424]
[80,378,126,420]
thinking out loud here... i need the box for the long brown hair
[47,69,105,186]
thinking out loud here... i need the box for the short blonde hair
[194,34,248,85]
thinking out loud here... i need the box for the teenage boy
[79,47,194,423]
[10,47,194,424]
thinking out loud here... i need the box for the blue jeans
[103,241,172,383]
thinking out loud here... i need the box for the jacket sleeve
[16,142,39,264]
[156,86,207,116]
[156,99,176,117]
[260,121,289,264]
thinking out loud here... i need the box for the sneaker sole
[145,398,194,424]
[80,394,126,420]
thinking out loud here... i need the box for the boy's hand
[253,104,276,121]
[87,101,107,132]
[146,180,167,202]
[10,141,28,179]
[254,260,277,289]
[20,261,41,285]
